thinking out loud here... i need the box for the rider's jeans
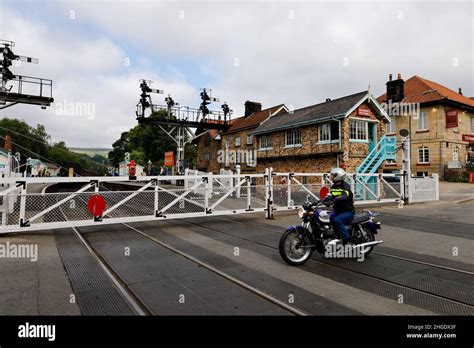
[330,211,355,241]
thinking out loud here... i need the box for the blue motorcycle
[279,189,383,266]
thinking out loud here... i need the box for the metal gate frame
[0,168,438,234]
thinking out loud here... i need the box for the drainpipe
[331,117,343,167]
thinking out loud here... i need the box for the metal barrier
[0,173,271,233]
[0,169,438,234]
[271,171,406,213]
[408,174,439,203]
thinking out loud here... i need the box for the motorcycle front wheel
[279,229,313,266]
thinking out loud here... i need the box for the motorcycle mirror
[319,187,329,200]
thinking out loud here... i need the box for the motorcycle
[279,187,383,265]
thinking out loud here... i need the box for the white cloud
[0,0,472,149]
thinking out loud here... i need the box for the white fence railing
[0,168,439,234]
[408,174,439,203]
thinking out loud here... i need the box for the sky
[0,0,472,148]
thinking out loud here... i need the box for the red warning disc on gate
[87,194,106,217]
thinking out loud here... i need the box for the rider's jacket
[330,181,355,214]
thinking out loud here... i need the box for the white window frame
[247,135,253,145]
[259,135,272,150]
[318,123,331,143]
[349,120,368,142]
[235,137,241,147]
[285,129,302,147]
[386,118,396,135]
[470,117,474,133]
[418,146,430,164]
[417,111,428,131]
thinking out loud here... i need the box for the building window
[470,117,474,133]
[418,146,430,163]
[349,120,368,141]
[259,135,272,149]
[248,150,255,166]
[319,123,331,142]
[386,118,396,134]
[235,137,241,147]
[204,152,210,161]
[225,140,230,149]
[417,111,428,131]
[318,122,339,143]
[285,129,301,146]
[247,135,253,145]
[236,151,241,164]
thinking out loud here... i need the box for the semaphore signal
[0,39,53,110]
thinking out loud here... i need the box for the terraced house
[195,101,287,173]
[378,74,474,180]
[250,91,394,175]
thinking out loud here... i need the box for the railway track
[176,216,474,312]
[57,189,306,316]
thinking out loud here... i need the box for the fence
[0,168,438,234]
[408,174,439,203]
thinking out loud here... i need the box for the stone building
[195,101,287,173]
[251,91,392,174]
[221,101,288,173]
[378,74,474,179]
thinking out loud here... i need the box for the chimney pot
[397,73,401,80]
[326,98,331,102]
[458,88,463,95]
[389,74,392,81]
[244,101,262,117]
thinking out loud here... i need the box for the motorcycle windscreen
[319,186,329,199]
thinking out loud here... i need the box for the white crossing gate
[0,168,439,234]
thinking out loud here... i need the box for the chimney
[386,72,404,102]
[458,88,463,95]
[244,101,262,117]
[4,134,12,152]
[325,98,331,102]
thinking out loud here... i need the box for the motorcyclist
[322,167,355,245]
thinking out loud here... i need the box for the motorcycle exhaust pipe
[352,240,383,249]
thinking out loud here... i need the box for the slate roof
[251,91,367,135]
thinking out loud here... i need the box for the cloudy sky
[0,0,472,148]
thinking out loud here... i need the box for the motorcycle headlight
[297,207,306,218]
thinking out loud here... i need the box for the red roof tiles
[378,75,474,108]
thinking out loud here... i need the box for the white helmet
[330,167,346,182]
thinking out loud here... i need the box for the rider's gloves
[322,195,333,206]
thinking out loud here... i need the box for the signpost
[164,152,175,167]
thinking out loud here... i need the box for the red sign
[462,134,474,142]
[319,187,329,200]
[445,110,458,128]
[356,104,374,117]
[87,194,106,217]
[164,151,175,166]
